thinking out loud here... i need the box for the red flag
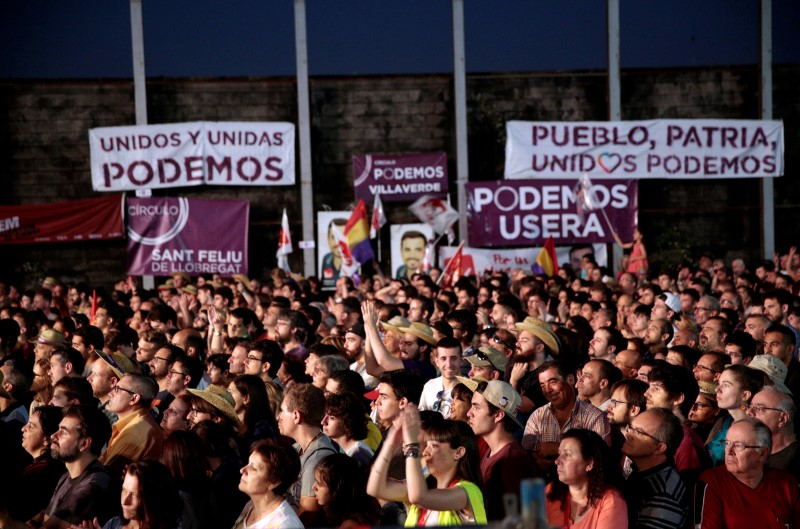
[438,241,465,290]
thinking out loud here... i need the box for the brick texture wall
[0,65,798,288]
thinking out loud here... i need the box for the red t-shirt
[695,465,800,529]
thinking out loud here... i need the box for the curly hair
[324,392,368,441]
[546,429,621,511]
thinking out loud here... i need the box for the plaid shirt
[521,398,610,450]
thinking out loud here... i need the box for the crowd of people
[1,243,800,529]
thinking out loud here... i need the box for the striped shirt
[624,462,688,529]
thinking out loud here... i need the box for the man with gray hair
[99,373,163,476]
[693,295,720,326]
[746,386,800,479]
[694,418,800,529]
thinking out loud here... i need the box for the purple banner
[353,152,448,203]
[127,197,249,276]
[467,179,638,247]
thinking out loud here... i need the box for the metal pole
[452,0,469,245]
[130,0,147,126]
[130,0,155,290]
[760,0,775,259]
[294,0,316,277]
[607,0,623,273]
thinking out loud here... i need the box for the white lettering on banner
[505,119,784,179]
[90,122,295,191]
[472,184,629,212]
[374,166,445,180]
[368,183,443,195]
[0,216,20,232]
[498,213,604,240]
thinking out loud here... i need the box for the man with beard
[36,405,116,528]
[588,326,627,362]
[763,290,800,349]
[362,301,437,382]
[275,309,311,361]
[417,337,462,418]
[343,323,378,390]
[699,316,730,353]
[643,318,673,357]
[508,317,561,415]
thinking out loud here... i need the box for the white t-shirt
[418,377,454,418]
[241,500,303,529]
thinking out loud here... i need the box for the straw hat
[158,279,175,291]
[381,316,410,335]
[206,384,236,407]
[189,388,241,426]
[455,376,485,393]
[29,329,68,347]
[97,351,140,379]
[515,317,560,354]
[398,322,438,345]
[181,285,198,296]
[697,380,719,399]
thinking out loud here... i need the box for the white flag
[330,223,359,278]
[276,208,293,273]
[370,193,387,239]
[409,195,458,235]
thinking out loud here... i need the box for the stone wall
[0,65,798,288]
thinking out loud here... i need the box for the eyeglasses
[152,356,170,363]
[492,336,513,350]
[112,386,138,397]
[692,401,716,410]
[624,424,663,444]
[608,399,628,408]
[723,440,763,452]
[246,355,264,363]
[168,370,187,377]
[693,364,718,374]
[746,404,784,414]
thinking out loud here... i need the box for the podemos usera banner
[467,179,637,247]
[505,119,784,179]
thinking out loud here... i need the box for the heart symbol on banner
[597,152,622,173]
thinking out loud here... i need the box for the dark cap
[346,323,366,339]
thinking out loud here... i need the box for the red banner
[0,195,124,244]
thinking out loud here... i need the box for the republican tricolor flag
[532,236,558,276]
[276,208,293,273]
[345,199,375,265]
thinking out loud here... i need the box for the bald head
[614,349,642,379]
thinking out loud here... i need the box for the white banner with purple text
[90,122,295,192]
[505,119,784,180]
